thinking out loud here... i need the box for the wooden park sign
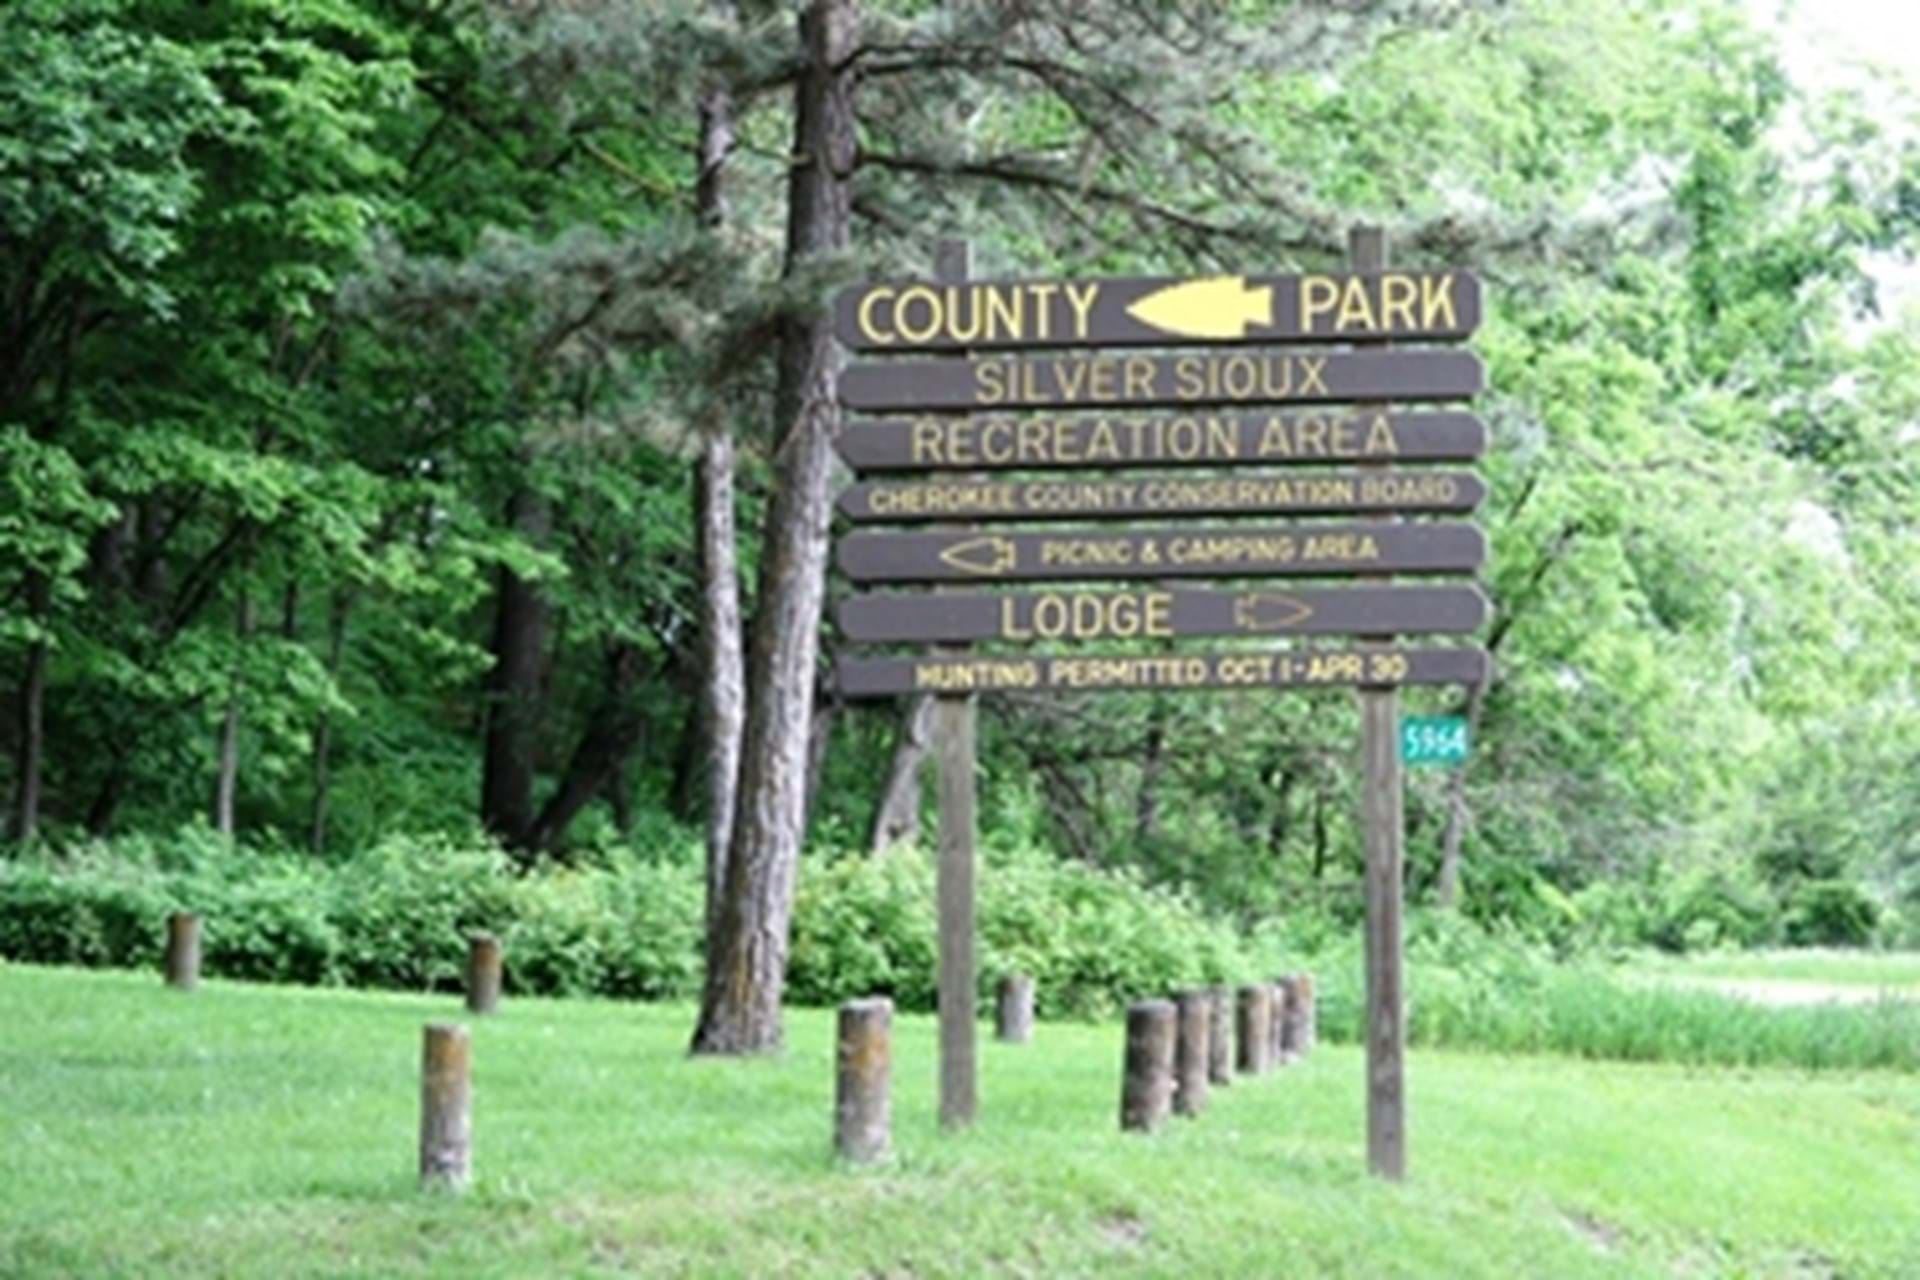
[834,409,1486,472]
[836,522,1485,583]
[832,235,1487,1181]
[834,270,1482,350]
[839,348,1483,411]
[836,645,1489,697]
[840,470,1486,523]
[836,584,1488,644]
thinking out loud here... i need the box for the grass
[5,963,1920,1278]
[1630,947,1920,990]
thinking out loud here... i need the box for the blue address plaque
[1400,715,1470,768]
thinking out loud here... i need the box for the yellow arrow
[1125,275,1274,340]
[1233,593,1314,632]
[939,535,1017,576]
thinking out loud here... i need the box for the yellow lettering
[1335,276,1376,331]
[975,360,1006,406]
[1299,275,1339,333]
[985,287,1022,342]
[1380,275,1418,331]
[910,419,944,465]
[1029,283,1059,339]
[1422,274,1458,329]
[893,285,941,343]
[1175,356,1205,399]
[859,287,896,344]
[977,420,1012,465]
[1064,282,1100,338]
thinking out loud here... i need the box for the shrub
[1781,879,1880,948]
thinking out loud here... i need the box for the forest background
[4,0,1920,1041]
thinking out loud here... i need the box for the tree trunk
[694,0,747,940]
[867,694,934,852]
[697,430,746,935]
[309,589,353,853]
[691,0,855,1056]
[1435,679,1487,909]
[214,592,254,838]
[480,486,550,849]
[523,642,647,853]
[1135,714,1166,844]
[12,573,50,841]
[802,676,838,838]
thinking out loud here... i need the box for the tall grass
[1283,924,1920,1073]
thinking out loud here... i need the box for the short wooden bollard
[1279,974,1310,1061]
[1173,989,1211,1117]
[465,934,502,1015]
[163,912,201,991]
[1206,985,1234,1087]
[1235,984,1271,1075]
[996,974,1035,1044]
[1275,976,1299,1061]
[1120,999,1176,1132]
[1268,980,1289,1065]
[835,997,893,1163]
[1297,973,1317,1054]
[419,1023,473,1191]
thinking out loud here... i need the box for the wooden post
[1277,974,1303,1062]
[835,997,893,1163]
[1206,985,1234,1086]
[1353,223,1408,1182]
[1119,999,1176,1132]
[933,237,978,1130]
[419,1023,472,1190]
[1268,980,1288,1066]
[1234,984,1271,1075]
[465,934,502,1015]
[164,912,201,991]
[1298,972,1318,1054]
[1173,989,1210,1117]
[996,974,1035,1044]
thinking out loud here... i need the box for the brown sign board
[836,522,1484,583]
[832,271,1482,351]
[834,410,1486,473]
[835,584,1488,644]
[839,469,1485,524]
[838,349,1483,412]
[835,645,1489,698]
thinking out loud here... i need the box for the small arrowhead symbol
[939,535,1016,576]
[1233,593,1314,632]
[1126,275,1274,340]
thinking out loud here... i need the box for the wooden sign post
[1352,225,1408,1182]
[829,235,1487,1174]
[932,239,977,1131]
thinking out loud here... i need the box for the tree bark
[1135,713,1166,844]
[867,694,934,852]
[1435,678,1486,909]
[480,486,550,849]
[697,430,745,934]
[691,0,855,1056]
[694,0,747,940]
[309,589,353,853]
[12,572,49,841]
[802,676,838,837]
[214,592,253,838]
[522,642,647,852]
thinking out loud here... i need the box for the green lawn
[4,962,1918,1278]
